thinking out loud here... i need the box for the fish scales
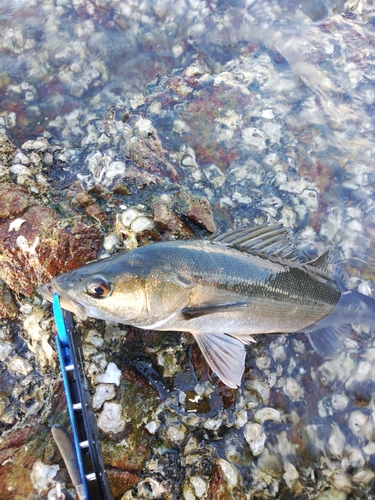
[39,224,375,388]
[144,241,341,332]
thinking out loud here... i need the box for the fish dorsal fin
[191,331,247,388]
[209,224,296,260]
[306,250,330,272]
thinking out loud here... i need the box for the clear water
[2,0,375,498]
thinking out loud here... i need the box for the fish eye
[86,276,112,298]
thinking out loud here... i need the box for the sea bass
[40,224,375,388]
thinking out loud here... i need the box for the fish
[39,224,375,388]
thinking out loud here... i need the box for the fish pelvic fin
[191,331,247,388]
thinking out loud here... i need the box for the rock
[175,190,216,233]
[206,461,245,499]
[0,204,101,295]
[0,134,17,167]
[106,470,139,500]
[152,199,184,231]
[101,368,159,473]
[0,279,18,319]
[0,182,34,219]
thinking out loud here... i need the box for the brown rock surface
[0,204,101,296]
[0,182,34,219]
[0,279,18,319]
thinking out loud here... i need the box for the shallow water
[1,0,375,498]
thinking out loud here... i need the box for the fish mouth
[39,280,88,321]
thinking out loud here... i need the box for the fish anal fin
[209,224,296,260]
[182,302,248,320]
[192,331,247,388]
[306,250,330,273]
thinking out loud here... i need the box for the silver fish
[40,224,375,388]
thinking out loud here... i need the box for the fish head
[39,254,148,323]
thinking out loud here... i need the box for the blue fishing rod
[51,294,114,500]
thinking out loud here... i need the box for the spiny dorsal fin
[306,250,330,272]
[209,224,296,260]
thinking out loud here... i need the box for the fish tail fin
[337,289,375,326]
[305,325,351,357]
[305,288,375,357]
[191,332,247,388]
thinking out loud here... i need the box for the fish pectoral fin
[209,223,296,260]
[182,302,249,320]
[192,332,247,388]
[305,324,351,357]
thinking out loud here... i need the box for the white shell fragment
[97,402,126,434]
[93,383,116,410]
[244,422,267,456]
[30,461,59,493]
[282,377,304,402]
[95,362,122,386]
[9,356,33,376]
[165,424,187,445]
[254,407,281,424]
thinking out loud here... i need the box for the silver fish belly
[39,224,374,388]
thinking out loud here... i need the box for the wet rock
[0,134,17,167]
[128,118,180,182]
[175,190,216,233]
[106,470,139,500]
[0,203,101,296]
[0,279,18,319]
[206,462,244,499]
[23,309,56,372]
[0,414,63,500]
[101,368,158,473]
[0,182,34,219]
